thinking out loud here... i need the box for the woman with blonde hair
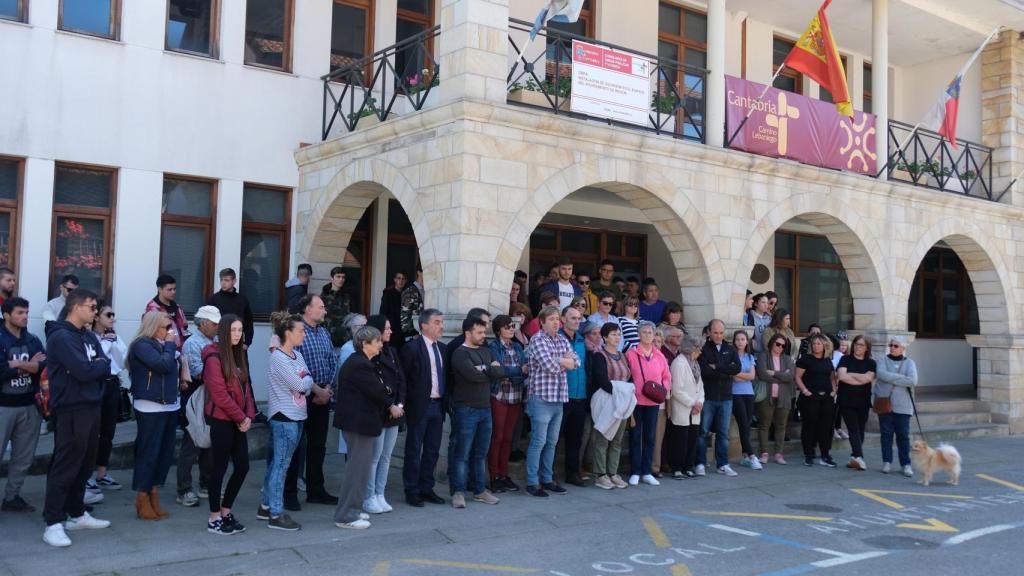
[128,311,182,520]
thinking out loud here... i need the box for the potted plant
[508,77,571,111]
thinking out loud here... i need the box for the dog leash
[909,389,926,442]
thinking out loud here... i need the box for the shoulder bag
[637,353,668,404]
[872,359,901,415]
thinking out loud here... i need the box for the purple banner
[726,75,876,175]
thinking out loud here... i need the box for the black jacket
[376,345,407,428]
[379,287,405,348]
[207,289,254,346]
[400,336,447,426]
[333,352,393,437]
[699,339,741,402]
[45,321,111,414]
[284,278,308,313]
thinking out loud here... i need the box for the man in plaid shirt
[525,306,579,498]
[286,294,337,507]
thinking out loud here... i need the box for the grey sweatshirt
[451,345,504,408]
[872,355,918,416]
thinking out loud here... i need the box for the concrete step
[912,399,988,414]
[865,410,992,431]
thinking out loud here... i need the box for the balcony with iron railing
[320,20,998,203]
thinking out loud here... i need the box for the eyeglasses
[162,324,173,330]
[104,312,115,319]
[600,300,614,306]
[578,281,590,285]
[889,343,901,349]
[86,304,97,311]
[573,302,587,308]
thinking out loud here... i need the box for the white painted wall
[912,338,974,387]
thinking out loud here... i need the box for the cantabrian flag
[783,0,852,117]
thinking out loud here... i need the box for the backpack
[185,351,218,449]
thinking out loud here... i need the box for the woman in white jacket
[89,301,129,491]
[668,336,705,479]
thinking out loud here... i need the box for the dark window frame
[530,222,647,280]
[818,55,848,103]
[165,0,221,59]
[243,0,295,72]
[329,0,376,80]
[240,183,291,319]
[863,62,873,114]
[772,35,803,95]
[658,2,707,137]
[0,0,28,23]
[908,246,978,339]
[546,0,595,64]
[58,0,121,40]
[160,174,218,317]
[50,161,118,300]
[0,155,24,273]
[774,230,851,334]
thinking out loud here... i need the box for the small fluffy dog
[911,440,962,486]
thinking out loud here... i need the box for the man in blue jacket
[42,289,112,547]
[0,297,45,513]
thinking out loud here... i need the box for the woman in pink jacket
[625,321,672,486]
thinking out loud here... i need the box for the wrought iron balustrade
[321,25,440,140]
[507,18,707,143]
[886,120,995,201]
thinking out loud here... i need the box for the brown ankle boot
[136,491,159,520]
[149,488,170,519]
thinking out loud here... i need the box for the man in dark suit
[400,308,447,507]
[379,272,408,349]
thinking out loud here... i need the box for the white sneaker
[83,490,104,505]
[64,511,110,531]
[85,479,101,494]
[717,465,738,477]
[359,512,370,520]
[695,464,706,477]
[902,465,914,478]
[376,494,393,513]
[335,519,371,530]
[641,474,660,486]
[881,462,891,474]
[363,497,384,514]
[748,456,763,470]
[628,475,640,486]
[43,523,71,547]
[856,457,867,471]
[297,478,307,492]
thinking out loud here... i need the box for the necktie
[432,342,445,397]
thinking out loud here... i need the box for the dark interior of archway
[345,199,418,313]
[908,246,980,339]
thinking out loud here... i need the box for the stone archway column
[966,334,1024,434]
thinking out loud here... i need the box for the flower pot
[508,89,571,111]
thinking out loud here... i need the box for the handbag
[872,359,901,415]
[753,379,769,403]
[637,353,668,404]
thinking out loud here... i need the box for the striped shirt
[618,317,639,352]
[527,330,573,403]
[267,348,313,421]
[296,321,338,386]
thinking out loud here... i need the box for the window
[330,0,374,79]
[244,0,293,71]
[774,231,853,333]
[240,184,290,318]
[819,55,848,104]
[161,176,216,315]
[863,62,872,114]
[772,37,802,95]
[546,0,593,63]
[658,2,707,139]
[908,247,979,338]
[395,0,433,90]
[0,0,27,22]
[0,157,22,271]
[529,224,646,281]
[59,0,119,39]
[167,0,219,57]
[51,163,116,299]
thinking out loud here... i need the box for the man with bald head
[696,319,741,477]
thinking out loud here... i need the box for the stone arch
[298,157,435,295]
[900,218,1015,336]
[502,158,723,328]
[734,193,891,330]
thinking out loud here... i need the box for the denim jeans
[879,412,911,466]
[262,420,302,516]
[525,396,563,486]
[451,406,493,494]
[628,405,659,476]
[697,399,733,469]
[365,425,399,500]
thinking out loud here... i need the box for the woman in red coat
[203,314,255,536]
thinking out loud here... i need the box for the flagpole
[996,164,1024,202]
[725,63,787,149]
[874,122,921,178]
[509,36,535,84]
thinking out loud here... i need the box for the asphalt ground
[2,434,1023,576]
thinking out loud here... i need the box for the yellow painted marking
[850,488,973,510]
[402,559,541,573]
[671,564,693,576]
[692,511,833,521]
[371,561,391,576]
[896,518,958,533]
[976,473,1024,491]
[641,515,671,548]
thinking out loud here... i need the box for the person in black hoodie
[696,319,741,477]
[42,290,112,547]
[207,268,254,348]
[378,272,407,349]
[0,297,45,513]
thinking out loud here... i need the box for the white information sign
[570,39,653,127]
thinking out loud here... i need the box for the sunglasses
[889,343,902,348]
[104,312,115,319]
[162,324,173,330]
[573,302,587,308]
[773,341,785,348]
[600,300,614,306]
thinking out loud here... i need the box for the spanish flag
[783,0,852,117]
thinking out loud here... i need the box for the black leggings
[840,405,870,458]
[208,418,249,513]
[96,377,121,468]
[797,393,834,459]
[731,395,755,456]
[668,422,700,472]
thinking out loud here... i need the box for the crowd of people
[0,256,921,547]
